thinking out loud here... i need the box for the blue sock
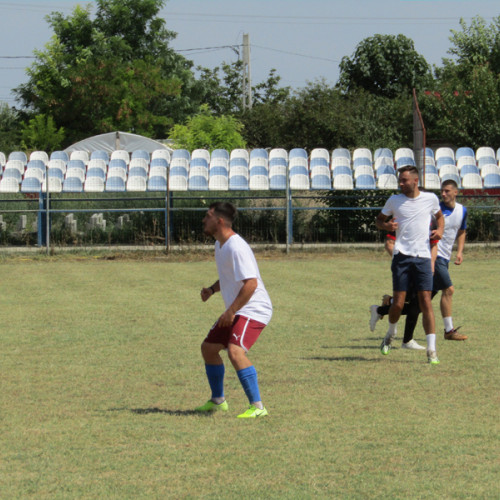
[205,364,225,400]
[237,366,261,404]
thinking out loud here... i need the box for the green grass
[1,250,499,499]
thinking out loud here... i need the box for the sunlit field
[1,249,498,499]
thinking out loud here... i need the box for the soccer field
[1,250,499,499]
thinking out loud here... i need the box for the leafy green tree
[168,105,246,151]
[21,114,65,152]
[338,34,433,98]
[0,103,22,153]
[14,0,203,143]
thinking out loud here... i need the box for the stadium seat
[395,148,414,161]
[30,151,49,165]
[229,175,249,190]
[107,167,127,181]
[110,149,130,165]
[63,177,84,193]
[50,150,69,163]
[374,148,393,161]
[377,174,398,190]
[86,168,106,181]
[42,177,63,193]
[48,167,65,181]
[455,147,475,159]
[375,164,396,177]
[131,149,150,162]
[70,150,89,164]
[250,148,268,161]
[476,146,495,161]
[147,176,167,191]
[289,148,308,160]
[87,159,107,173]
[331,148,351,162]
[249,174,269,190]
[355,174,376,189]
[440,173,461,187]
[460,164,480,177]
[211,149,230,162]
[333,173,353,190]
[208,174,229,191]
[436,157,455,170]
[0,177,20,193]
[477,156,497,169]
[65,167,85,183]
[354,165,374,179]
[353,148,372,164]
[289,173,309,190]
[128,166,148,178]
[8,151,27,164]
[310,157,329,170]
[480,164,500,178]
[352,157,372,169]
[105,176,126,192]
[424,165,438,176]
[150,157,168,169]
[483,173,500,188]
[0,151,7,167]
[311,171,331,190]
[84,177,105,193]
[374,156,394,171]
[210,165,229,178]
[423,174,441,190]
[461,173,483,189]
[249,166,269,178]
[2,168,23,182]
[126,176,147,192]
[66,159,86,172]
[269,174,287,190]
[169,173,188,191]
[230,148,249,163]
[439,164,459,178]
[108,158,127,171]
[129,157,149,171]
[311,148,330,164]
[396,156,416,168]
[151,149,171,163]
[188,174,209,191]
[435,147,455,163]
[24,168,44,182]
[90,150,110,163]
[269,148,288,163]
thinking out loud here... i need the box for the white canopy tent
[64,131,173,155]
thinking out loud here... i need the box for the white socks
[443,316,454,332]
[386,321,397,340]
[426,333,436,352]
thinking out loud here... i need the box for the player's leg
[434,257,467,340]
[401,296,425,349]
[195,324,230,412]
[227,316,268,418]
[414,256,440,364]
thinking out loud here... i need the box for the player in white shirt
[195,202,272,418]
[432,179,468,341]
[376,165,444,364]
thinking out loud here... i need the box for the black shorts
[391,253,433,292]
[433,256,453,291]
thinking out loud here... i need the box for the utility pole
[242,33,252,109]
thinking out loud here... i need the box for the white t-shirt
[215,234,273,325]
[381,191,441,259]
[437,202,467,261]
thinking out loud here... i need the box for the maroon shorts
[204,315,266,352]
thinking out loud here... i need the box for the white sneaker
[369,305,382,332]
[427,350,440,365]
[401,339,425,350]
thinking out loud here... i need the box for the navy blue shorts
[391,253,433,292]
[433,256,453,291]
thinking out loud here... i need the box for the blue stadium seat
[355,175,376,189]
[483,173,500,188]
[90,150,110,163]
[269,174,287,190]
[105,177,126,192]
[229,175,249,190]
[147,176,167,191]
[63,177,84,193]
[21,177,41,193]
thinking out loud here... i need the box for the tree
[168,105,246,151]
[0,103,22,153]
[338,34,433,98]
[21,114,65,152]
[14,0,203,143]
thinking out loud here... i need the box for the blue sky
[0,0,498,107]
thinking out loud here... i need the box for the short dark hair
[397,165,419,176]
[210,201,237,225]
[441,179,459,190]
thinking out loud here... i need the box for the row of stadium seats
[1,147,499,193]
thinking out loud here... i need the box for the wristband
[209,286,215,294]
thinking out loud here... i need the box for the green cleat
[195,400,228,412]
[237,405,268,418]
[427,350,440,365]
[380,339,392,355]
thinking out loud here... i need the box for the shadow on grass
[303,355,413,363]
[107,407,209,416]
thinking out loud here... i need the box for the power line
[252,44,338,63]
